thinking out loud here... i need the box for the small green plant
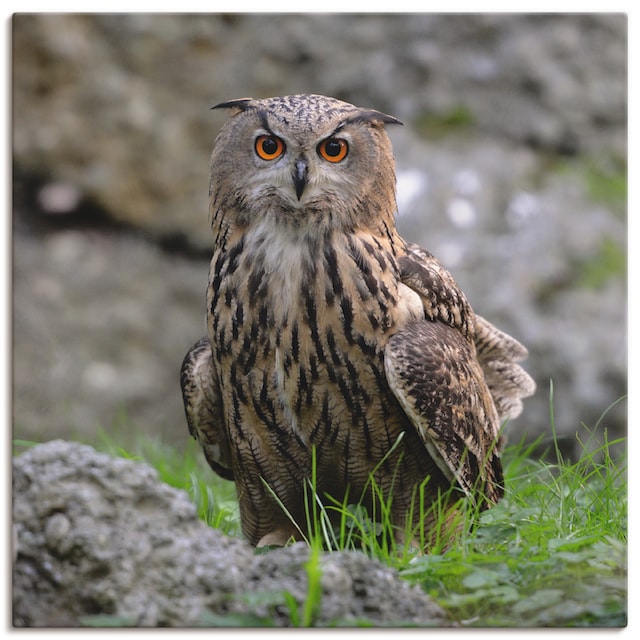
[575,236,626,289]
[300,539,323,627]
[543,154,626,212]
[12,439,39,455]
[582,155,627,209]
[187,471,240,535]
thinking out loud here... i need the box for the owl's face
[209,94,402,232]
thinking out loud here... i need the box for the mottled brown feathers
[385,321,504,508]
[180,336,234,481]
[181,94,535,550]
[475,315,537,422]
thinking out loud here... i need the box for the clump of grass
[543,154,626,212]
[582,155,627,209]
[401,429,626,626]
[261,433,473,567]
[401,385,626,627]
[575,235,626,289]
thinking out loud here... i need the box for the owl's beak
[293,158,308,200]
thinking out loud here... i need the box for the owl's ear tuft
[344,109,403,128]
[211,98,255,114]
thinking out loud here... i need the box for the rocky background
[12,14,627,457]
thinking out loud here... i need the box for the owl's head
[208,94,402,232]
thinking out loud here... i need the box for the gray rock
[237,544,449,626]
[12,440,254,627]
[12,440,450,627]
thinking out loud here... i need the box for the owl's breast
[207,226,422,486]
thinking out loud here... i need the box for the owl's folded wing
[384,320,504,508]
[384,243,536,507]
[180,336,234,481]
[400,243,536,423]
[398,243,475,339]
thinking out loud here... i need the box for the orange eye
[255,135,285,161]
[318,137,348,163]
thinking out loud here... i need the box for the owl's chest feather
[208,225,422,452]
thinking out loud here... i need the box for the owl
[180,94,535,550]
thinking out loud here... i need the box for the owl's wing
[398,243,475,339]
[385,320,504,508]
[401,243,536,422]
[383,243,535,507]
[180,337,234,481]
[474,314,537,422]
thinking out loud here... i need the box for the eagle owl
[180,94,535,550]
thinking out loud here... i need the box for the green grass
[581,155,627,210]
[13,396,626,627]
[402,429,626,626]
[254,416,626,627]
[574,235,626,289]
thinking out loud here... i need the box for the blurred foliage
[546,153,627,212]
[576,236,626,289]
[582,156,627,210]
[414,105,475,139]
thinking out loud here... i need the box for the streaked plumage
[180,94,535,549]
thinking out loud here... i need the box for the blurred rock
[12,222,207,445]
[12,14,626,248]
[13,440,450,627]
[12,14,627,456]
